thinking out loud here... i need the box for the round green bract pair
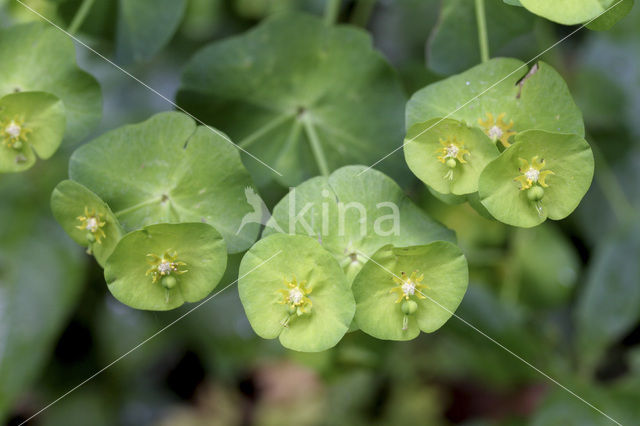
[478,130,594,228]
[404,118,499,195]
[177,13,407,187]
[0,22,101,143]
[238,233,355,352]
[68,111,260,254]
[0,92,65,173]
[51,180,123,267]
[104,222,227,311]
[353,241,468,341]
[263,165,454,283]
[406,58,584,144]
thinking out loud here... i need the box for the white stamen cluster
[85,217,99,232]
[5,122,21,138]
[288,288,304,304]
[525,167,540,182]
[401,280,416,297]
[488,125,503,140]
[158,261,174,275]
[445,144,459,158]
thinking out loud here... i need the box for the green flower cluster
[404,58,594,228]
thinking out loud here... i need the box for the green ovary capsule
[527,186,544,201]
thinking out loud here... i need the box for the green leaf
[263,165,455,283]
[0,91,65,173]
[478,130,594,227]
[104,222,227,311]
[587,0,634,30]
[428,0,535,75]
[576,226,640,370]
[69,111,260,253]
[352,242,468,340]
[0,214,86,419]
[406,59,584,142]
[177,13,407,187]
[519,0,618,25]
[116,0,187,63]
[404,118,499,195]
[51,180,123,267]
[238,233,355,352]
[0,22,101,142]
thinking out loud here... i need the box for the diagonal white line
[14,0,283,177]
[355,249,622,425]
[357,0,625,176]
[18,250,282,426]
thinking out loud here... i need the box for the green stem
[324,0,341,25]
[474,0,490,63]
[303,119,330,177]
[350,0,376,27]
[68,0,95,35]
[238,113,293,149]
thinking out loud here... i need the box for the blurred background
[1,0,639,424]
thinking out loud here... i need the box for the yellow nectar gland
[1,116,31,150]
[390,271,427,304]
[278,276,312,318]
[146,250,187,284]
[76,207,107,244]
[514,156,554,190]
[478,112,516,148]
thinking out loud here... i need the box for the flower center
[288,288,304,305]
[445,144,459,158]
[488,125,503,140]
[157,261,174,275]
[525,167,540,182]
[85,217,99,232]
[5,121,21,138]
[401,280,416,296]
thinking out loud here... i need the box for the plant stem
[350,0,376,27]
[324,0,341,25]
[68,0,95,35]
[303,120,330,177]
[474,0,490,63]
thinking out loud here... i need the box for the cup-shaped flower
[406,59,584,142]
[404,118,499,195]
[104,223,227,310]
[352,242,468,341]
[478,130,594,227]
[0,92,65,173]
[238,234,355,352]
[51,180,123,267]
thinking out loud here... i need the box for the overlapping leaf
[177,13,407,187]
[69,112,259,253]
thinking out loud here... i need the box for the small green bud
[288,304,297,315]
[527,185,544,201]
[161,275,177,289]
[445,158,457,169]
[12,140,23,150]
[86,232,96,243]
[401,300,418,315]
